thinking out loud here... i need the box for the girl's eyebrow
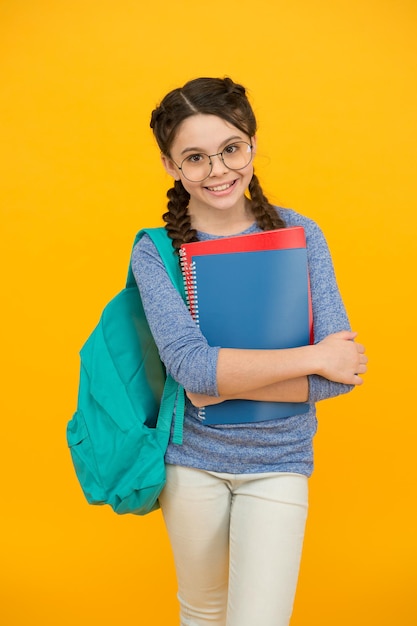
[180,135,244,156]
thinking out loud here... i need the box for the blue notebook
[180,228,312,425]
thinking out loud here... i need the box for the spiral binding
[179,247,200,325]
[180,247,205,420]
[197,407,206,421]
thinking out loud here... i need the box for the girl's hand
[315,331,368,385]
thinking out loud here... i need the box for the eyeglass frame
[170,141,254,182]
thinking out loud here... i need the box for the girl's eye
[187,154,205,164]
[223,144,238,155]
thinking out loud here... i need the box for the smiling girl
[132,77,367,626]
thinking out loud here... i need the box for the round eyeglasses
[172,141,253,182]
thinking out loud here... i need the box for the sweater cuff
[308,374,354,403]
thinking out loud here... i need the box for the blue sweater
[132,207,352,476]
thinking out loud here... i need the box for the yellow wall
[1,1,416,624]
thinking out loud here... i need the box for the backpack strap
[127,226,186,445]
[126,227,185,298]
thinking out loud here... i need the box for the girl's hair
[150,77,285,250]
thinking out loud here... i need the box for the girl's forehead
[172,114,244,150]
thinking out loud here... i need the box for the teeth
[207,183,232,192]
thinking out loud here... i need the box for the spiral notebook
[180,226,313,425]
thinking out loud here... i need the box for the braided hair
[150,77,285,250]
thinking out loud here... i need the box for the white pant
[159,465,308,626]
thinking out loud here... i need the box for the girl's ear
[161,154,180,180]
[251,135,257,157]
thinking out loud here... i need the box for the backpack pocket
[67,410,108,505]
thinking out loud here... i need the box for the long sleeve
[283,210,354,402]
[131,235,220,395]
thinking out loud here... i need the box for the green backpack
[66,227,185,515]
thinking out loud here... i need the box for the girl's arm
[188,377,309,408]
[132,225,366,399]
[188,330,366,407]
[283,209,363,403]
[215,330,365,395]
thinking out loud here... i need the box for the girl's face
[162,114,256,223]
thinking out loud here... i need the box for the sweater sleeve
[301,215,354,402]
[131,234,220,395]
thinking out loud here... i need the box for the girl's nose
[209,153,228,177]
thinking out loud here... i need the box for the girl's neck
[189,198,255,237]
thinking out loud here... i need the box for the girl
[132,77,367,626]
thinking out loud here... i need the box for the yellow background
[1,1,416,624]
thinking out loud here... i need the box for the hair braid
[163,180,198,251]
[249,173,285,231]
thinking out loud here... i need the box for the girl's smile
[205,179,237,194]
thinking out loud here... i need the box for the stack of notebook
[180,226,313,425]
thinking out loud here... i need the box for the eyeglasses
[172,141,253,182]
